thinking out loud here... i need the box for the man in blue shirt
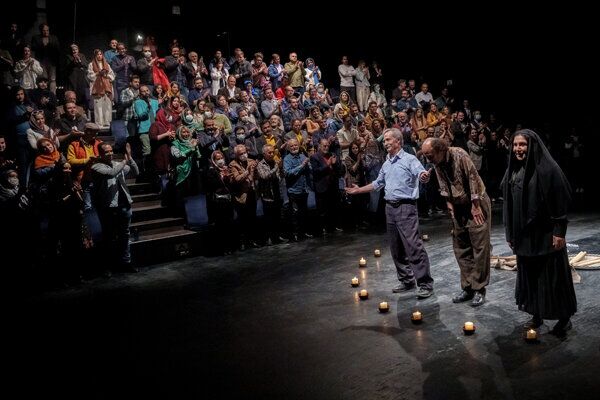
[346,128,434,298]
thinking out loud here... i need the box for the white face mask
[144,51,151,58]
[241,116,249,123]
[239,154,248,162]
[236,134,246,142]
[8,177,19,187]
[184,115,194,123]
[474,114,482,121]
[204,111,213,118]
[215,159,226,167]
[317,88,324,94]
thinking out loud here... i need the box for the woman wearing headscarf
[502,129,576,337]
[170,125,200,220]
[149,95,182,201]
[26,109,59,151]
[87,49,115,128]
[304,58,322,90]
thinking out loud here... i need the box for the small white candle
[526,329,537,340]
[379,301,389,311]
[351,277,359,287]
[412,311,422,321]
[374,249,381,257]
[359,289,368,299]
[464,321,475,331]
[359,257,367,267]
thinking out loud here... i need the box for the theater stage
[12,211,600,399]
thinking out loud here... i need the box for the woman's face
[171,83,180,94]
[180,128,191,140]
[214,153,223,162]
[34,113,45,125]
[40,140,55,154]
[341,92,349,102]
[513,134,528,161]
[156,85,163,94]
[218,96,227,107]
[171,97,180,109]
[351,144,359,155]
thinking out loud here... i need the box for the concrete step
[129,182,154,195]
[131,216,186,232]
[132,200,169,222]
[132,193,161,203]
[130,226,200,265]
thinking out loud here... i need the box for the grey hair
[383,128,404,146]
[262,144,274,154]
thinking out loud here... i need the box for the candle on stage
[359,289,368,299]
[378,301,389,312]
[463,321,475,334]
[359,257,367,267]
[374,249,381,257]
[526,329,537,340]
[411,311,423,323]
[351,277,359,287]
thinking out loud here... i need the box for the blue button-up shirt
[371,150,424,200]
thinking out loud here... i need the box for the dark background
[4,2,598,205]
[5,2,596,129]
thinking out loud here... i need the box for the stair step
[132,227,196,244]
[132,200,169,222]
[131,217,185,232]
[129,182,154,195]
[132,193,161,202]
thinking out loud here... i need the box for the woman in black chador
[502,129,576,337]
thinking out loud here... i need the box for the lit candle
[374,249,381,257]
[411,311,423,322]
[359,257,367,267]
[526,329,537,340]
[464,321,475,334]
[351,277,359,287]
[422,234,429,241]
[359,289,368,299]
[378,301,389,312]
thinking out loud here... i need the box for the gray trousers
[450,194,492,292]
[386,203,433,289]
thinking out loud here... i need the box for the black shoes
[550,319,572,338]
[523,316,544,329]
[392,282,416,293]
[452,290,474,303]
[471,291,485,307]
[416,287,434,299]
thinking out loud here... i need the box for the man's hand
[471,203,485,226]
[447,201,454,218]
[552,236,566,250]
[345,184,360,195]
[419,168,431,183]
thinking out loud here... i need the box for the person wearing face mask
[230,125,260,161]
[229,144,259,250]
[205,150,235,255]
[136,46,157,91]
[197,117,228,170]
[91,142,139,273]
[0,169,33,271]
[501,129,575,337]
[283,138,313,241]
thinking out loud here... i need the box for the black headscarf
[501,129,571,243]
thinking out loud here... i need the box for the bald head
[421,138,448,165]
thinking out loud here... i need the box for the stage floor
[13,211,600,399]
